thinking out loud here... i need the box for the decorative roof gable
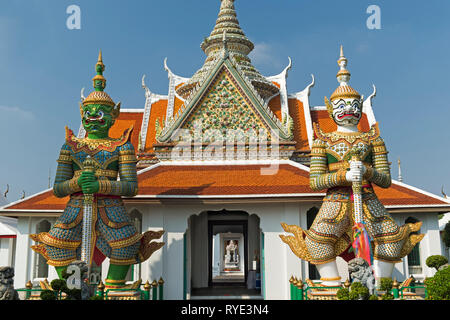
[155,54,294,151]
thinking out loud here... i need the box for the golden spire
[175,0,279,101]
[398,158,403,182]
[329,46,361,101]
[82,51,116,108]
[97,50,104,67]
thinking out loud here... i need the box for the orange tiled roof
[268,95,282,122]
[2,162,449,212]
[288,98,310,151]
[109,111,143,148]
[374,183,449,207]
[108,100,169,153]
[173,96,185,117]
[3,190,69,211]
[136,163,315,196]
[143,100,168,151]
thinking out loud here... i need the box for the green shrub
[64,288,82,300]
[50,279,68,292]
[40,290,57,300]
[381,293,394,300]
[379,278,393,292]
[336,288,349,300]
[426,255,448,272]
[337,282,370,300]
[378,278,394,300]
[369,295,379,300]
[349,282,369,300]
[61,268,71,280]
[424,266,450,300]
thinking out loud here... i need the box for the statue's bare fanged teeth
[337,113,359,120]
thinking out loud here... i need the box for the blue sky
[0,0,449,202]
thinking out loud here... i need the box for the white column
[139,204,164,284]
[258,203,302,300]
[163,231,185,299]
[159,206,189,299]
[14,217,32,288]
[422,214,442,277]
[0,239,8,265]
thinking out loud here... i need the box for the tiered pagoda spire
[176,0,279,101]
[329,45,361,101]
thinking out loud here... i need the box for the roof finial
[398,158,403,182]
[93,49,106,91]
[336,45,350,86]
[222,30,229,58]
[3,184,9,198]
[82,51,116,108]
[329,46,360,102]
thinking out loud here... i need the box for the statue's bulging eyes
[98,111,104,118]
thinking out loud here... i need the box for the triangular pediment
[156,57,292,144]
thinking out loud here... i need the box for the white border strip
[131,193,325,199]
[391,180,450,204]
[120,108,145,113]
[136,159,311,175]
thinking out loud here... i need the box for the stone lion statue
[348,258,376,295]
[0,267,19,300]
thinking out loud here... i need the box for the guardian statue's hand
[345,160,366,183]
[77,171,100,194]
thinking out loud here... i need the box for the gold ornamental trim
[65,126,133,154]
[119,155,137,163]
[108,233,142,249]
[320,277,342,281]
[328,161,371,172]
[82,90,115,107]
[98,207,131,229]
[57,154,72,163]
[279,223,312,262]
[105,279,126,284]
[138,240,165,263]
[313,122,380,145]
[46,257,77,267]
[330,84,361,101]
[53,213,83,229]
[109,258,137,265]
[34,232,81,250]
[73,169,118,179]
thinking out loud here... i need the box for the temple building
[1,0,449,299]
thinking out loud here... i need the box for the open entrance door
[208,220,248,286]
[188,210,262,299]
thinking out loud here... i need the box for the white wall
[134,202,307,299]
[392,212,442,280]
[0,238,14,266]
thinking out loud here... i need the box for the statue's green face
[82,104,114,138]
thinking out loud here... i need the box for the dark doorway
[307,207,320,280]
[208,219,248,287]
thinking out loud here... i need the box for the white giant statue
[280,47,424,287]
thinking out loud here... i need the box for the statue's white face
[331,98,362,127]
